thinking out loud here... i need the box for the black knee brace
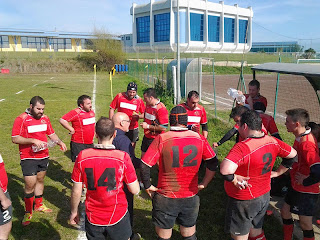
[183,233,197,240]
[303,230,314,238]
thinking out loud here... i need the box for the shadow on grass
[47,159,72,189]
[11,218,61,240]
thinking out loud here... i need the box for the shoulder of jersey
[74,108,82,114]
[18,112,28,120]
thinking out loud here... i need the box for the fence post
[273,54,281,119]
[212,59,217,118]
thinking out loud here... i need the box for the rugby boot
[34,203,53,213]
[22,212,32,226]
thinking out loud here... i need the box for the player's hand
[69,128,75,135]
[69,211,79,225]
[198,182,207,191]
[140,122,149,129]
[32,139,46,148]
[247,95,253,105]
[145,185,158,198]
[0,197,12,210]
[270,171,279,178]
[232,174,251,190]
[58,141,67,152]
[212,142,219,148]
[132,112,139,121]
[191,124,199,132]
[295,172,307,185]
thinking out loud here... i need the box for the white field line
[0,99,5,102]
[16,90,24,95]
[50,77,54,79]
[32,84,38,87]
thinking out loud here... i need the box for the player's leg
[281,186,295,240]
[299,216,314,240]
[23,175,37,225]
[0,221,12,240]
[248,228,266,240]
[155,227,172,239]
[105,212,132,240]
[180,225,196,239]
[0,192,12,239]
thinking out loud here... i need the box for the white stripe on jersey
[145,112,156,121]
[27,124,47,133]
[120,102,137,111]
[188,116,201,123]
[83,117,96,125]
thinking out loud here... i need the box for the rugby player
[244,80,267,110]
[0,153,12,240]
[12,96,67,226]
[179,90,208,138]
[70,117,140,240]
[59,95,95,162]
[140,106,218,240]
[109,82,145,148]
[281,109,320,240]
[140,88,168,157]
[220,110,296,240]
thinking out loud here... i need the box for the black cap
[127,82,137,91]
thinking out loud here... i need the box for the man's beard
[31,108,43,120]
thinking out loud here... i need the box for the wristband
[222,174,235,182]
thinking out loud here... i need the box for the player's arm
[201,123,208,138]
[271,147,297,178]
[126,180,140,195]
[271,133,282,140]
[140,122,167,133]
[0,188,11,210]
[59,118,75,134]
[70,182,82,225]
[140,162,158,198]
[48,133,67,152]
[198,156,218,189]
[11,135,45,148]
[213,127,238,147]
[109,108,115,119]
[220,159,250,190]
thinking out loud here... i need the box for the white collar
[170,126,188,131]
[94,144,116,150]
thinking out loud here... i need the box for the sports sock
[183,232,197,240]
[282,218,294,240]
[248,231,266,240]
[303,229,314,240]
[24,192,35,214]
[35,195,43,208]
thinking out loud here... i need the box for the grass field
[0,72,295,240]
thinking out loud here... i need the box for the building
[130,0,253,53]
[250,41,300,53]
[0,28,95,52]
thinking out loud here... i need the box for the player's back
[156,130,214,198]
[259,113,279,135]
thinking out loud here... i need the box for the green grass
[0,72,295,239]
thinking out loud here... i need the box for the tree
[303,48,316,59]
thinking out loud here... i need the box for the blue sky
[1,0,320,50]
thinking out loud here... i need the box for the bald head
[112,112,131,132]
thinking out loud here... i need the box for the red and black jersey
[142,128,215,198]
[0,154,8,193]
[110,92,145,130]
[291,129,320,194]
[224,135,292,200]
[71,145,137,226]
[12,110,55,160]
[144,100,168,139]
[61,108,95,144]
[257,112,279,136]
[178,103,207,133]
[244,94,267,108]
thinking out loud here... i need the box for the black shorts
[225,192,270,236]
[85,211,132,240]
[70,141,93,162]
[152,193,200,229]
[0,192,12,226]
[284,187,318,216]
[20,158,49,176]
[141,136,154,153]
[125,129,139,143]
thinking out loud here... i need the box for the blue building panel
[154,13,170,42]
[190,13,204,41]
[224,17,234,43]
[208,15,220,42]
[136,16,150,43]
[239,19,248,43]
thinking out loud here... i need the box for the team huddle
[1,80,320,240]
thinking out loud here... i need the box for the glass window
[154,12,170,42]
[65,38,72,49]
[239,19,248,43]
[224,17,234,43]
[0,35,9,48]
[190,13,204,41]
[136,16,150,43]
[208,15,220,42]
[126,36,131,40]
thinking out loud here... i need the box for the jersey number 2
[172,145,198,168]
[262,153,272,174]
[85,168,116,192]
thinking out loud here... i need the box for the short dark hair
[249,80,260,89]
[253,102,266,113]
[285,108,309,128]
[77,95,91,107]
[95,117,115,140]
[240,110,262,131]
[30,96,45,106]
[309,122,320,142]
[187,90,199,99]
[169,106,188,127]
[143,88,157,98]
[230,106,249,118]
